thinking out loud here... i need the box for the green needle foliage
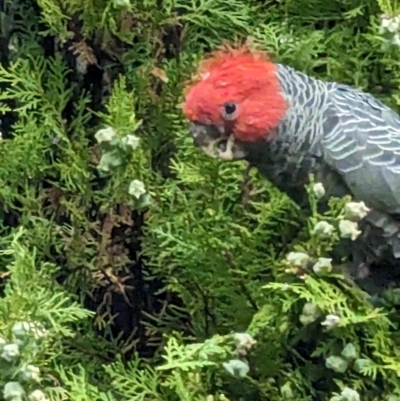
[0,0,400,400]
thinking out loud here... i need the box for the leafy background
[0,0,400,400]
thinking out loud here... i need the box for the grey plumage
[187,61,400,293]
[240,64,400,290]
[272,63,400,215]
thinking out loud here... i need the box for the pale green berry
[313,257,332,274]
[341,343,357,361]
[341,387,360,401]
[222,359,249,377]
[312,221,335,238]
[4,382,25,401]
[12,322,30,339]
[339,220,361,241]
[325,355,349,373]
[353,358,369,373]
[114,0,130,7]
[280,381,294,399]
[392,33,400,47]
[312,182,325,199]
[343,201,370,221]
[387,19,399,33]
[95,127,116,143]
[299,302,321,326]
[381,16,391,29]
[129,179,146,199]
[20,364,41,382]
[28,390,49,401]
[321,314,340,330]
[121,134,140,150]
[286,252,310,267]
[1,343,20,362]
[233,333,256,352]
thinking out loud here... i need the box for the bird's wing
[322,84,400,214]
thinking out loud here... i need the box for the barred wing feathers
[322,84,400,215]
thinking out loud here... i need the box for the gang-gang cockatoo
[181,44,400,292]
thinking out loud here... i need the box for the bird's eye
[222,102,237,120]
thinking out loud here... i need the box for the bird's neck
[241,138,320,206]
[239,65,348,204]
[275,64,331,151]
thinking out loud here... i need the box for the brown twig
[241,162,252,206]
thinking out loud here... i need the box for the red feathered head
[181,44,287,160]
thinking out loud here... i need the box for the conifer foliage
[0,0,400,400]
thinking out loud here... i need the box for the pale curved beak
[188,122,247,161]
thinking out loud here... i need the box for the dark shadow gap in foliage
[0,0,195,362]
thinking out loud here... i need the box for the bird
[181,43,400,293]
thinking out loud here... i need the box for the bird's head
[181,44,287,161]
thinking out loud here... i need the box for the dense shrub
[0,0,400,400]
